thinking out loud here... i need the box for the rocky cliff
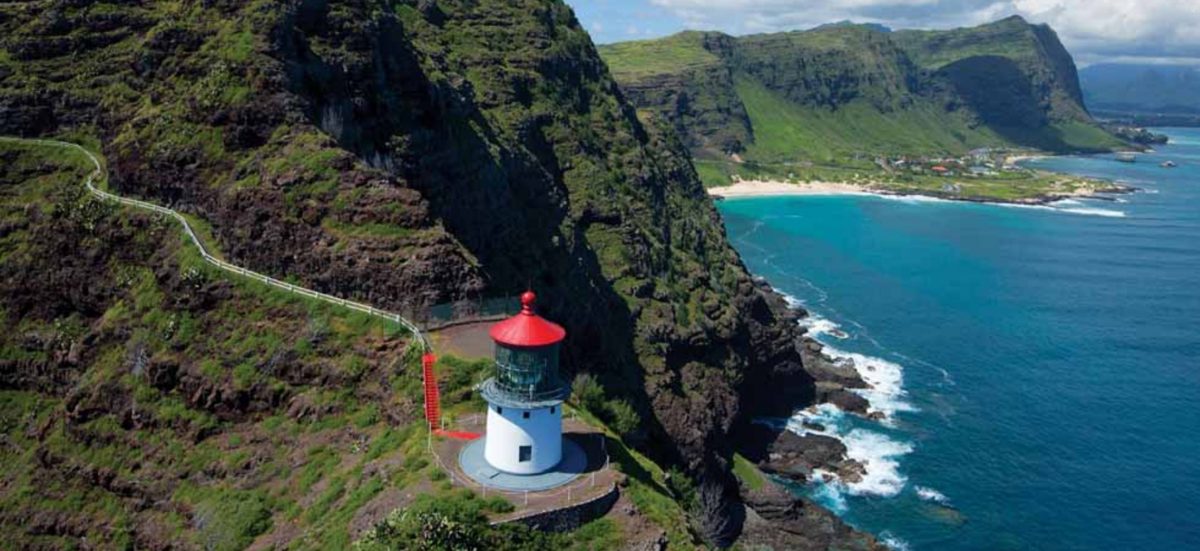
[1,0,820,547]
[600,16,1124,162]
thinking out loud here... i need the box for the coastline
[707,180,873,198]
[707,174,1134,206]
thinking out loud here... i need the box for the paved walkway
[0,136,429,351]
[429,320,496,359]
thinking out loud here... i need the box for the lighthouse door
[518,445,532,463]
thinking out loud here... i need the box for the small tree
[570,373,604,412]
[603,399,640,438]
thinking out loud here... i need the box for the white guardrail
[1,136,428,351]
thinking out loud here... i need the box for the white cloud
[647,0,1200,63]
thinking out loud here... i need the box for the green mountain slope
[0,140,672,549]
[599,16,1125,171]
[0,1,838,548]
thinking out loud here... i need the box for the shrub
[571,373,604,411]
[602,399,640,438]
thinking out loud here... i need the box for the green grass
[173,485,275,551]
[731,453,765,491]
[893,17,1040,70]
[598,31,721,81]
[735,77,1002,163]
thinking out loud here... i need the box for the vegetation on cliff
[0,140,693,548]
[1,0,820,547]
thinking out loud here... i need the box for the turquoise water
[718,128,1200,549]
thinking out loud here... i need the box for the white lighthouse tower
[479,291,570,474]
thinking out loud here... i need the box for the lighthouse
[479,291,571,474]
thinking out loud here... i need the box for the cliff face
[601,16,1122,160]
[731,26,927,112]
[896,16,1093,133]
[0,0,813,545]
[599,31,753,157]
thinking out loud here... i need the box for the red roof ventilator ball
[488,291,566,347]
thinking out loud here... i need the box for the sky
[566,0,1200,66]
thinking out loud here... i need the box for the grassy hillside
[598,31,722,81]
[734,77,1002,162]
[0,141,697,549]
[892,16,1042,70]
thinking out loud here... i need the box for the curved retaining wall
[495,483,619,532]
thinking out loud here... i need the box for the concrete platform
[458,436,587,491]
[432,416,620,520]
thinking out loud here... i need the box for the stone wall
[496,484,620,532]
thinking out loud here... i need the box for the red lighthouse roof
[489,291,566,347]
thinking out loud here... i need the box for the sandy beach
[707,180,873,198]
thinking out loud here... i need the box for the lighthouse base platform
[459,436,587,491]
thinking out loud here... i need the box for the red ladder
[421,352,480,440]
[422,352,441,430]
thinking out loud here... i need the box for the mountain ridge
[600,16,1124,164]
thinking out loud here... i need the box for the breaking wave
[997,201,1127,218]
[871,192,1128,217]
[821,344,915,421]
[880,532,912,551]
[789,405,915,500]
[915,485,950,505]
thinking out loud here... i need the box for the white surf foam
[880,532,912,551]
[915,485,950,505]
[809,469,849,513]
[788,403,844,435]
[787,405,915,499]
[841,428,914,497]
[1058,207,1126,218]
[996,201,1127,218]
[821,344,915,421]
[800,314,845,339]
[874,194,953,205]
[782,293,850,340]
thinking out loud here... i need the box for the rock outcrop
[739,480,884,550]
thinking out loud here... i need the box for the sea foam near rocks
[785,301,917,502]
[821,344,915,421]
[788,405,914,499]
[879,531,912,551]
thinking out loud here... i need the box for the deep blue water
[717,128,1200,550]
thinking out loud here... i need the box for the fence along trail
[1,136,429,350]
[1,137,455,431]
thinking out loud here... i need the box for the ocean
[717,128,1200,550]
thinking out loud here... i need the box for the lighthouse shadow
[560,431,608,476]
